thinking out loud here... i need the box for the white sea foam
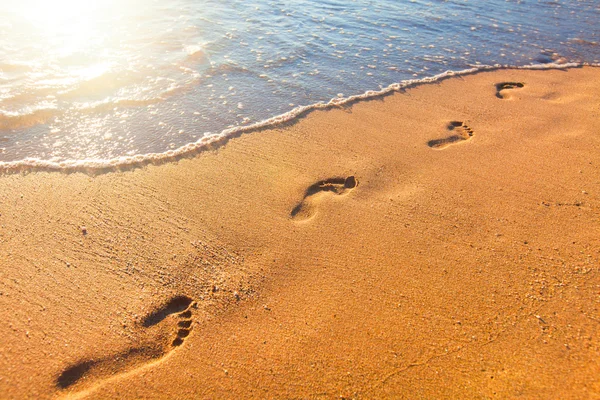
[0,62,594,173]
[0,104,59,130]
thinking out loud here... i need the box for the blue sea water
[0,0,599,167]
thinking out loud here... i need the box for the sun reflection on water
[11,0,117,27]
[0,0,153,160]
[9,0,112,40]
[4,0,126,74]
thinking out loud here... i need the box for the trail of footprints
[427,81,525,149]
[293,80,526,216]
[57,296,195,391]
[56,79,529,392]
[57,178,358,390]
[292,80,526,217]
[290,176,357,221]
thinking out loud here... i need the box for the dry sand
[1,67,599,399]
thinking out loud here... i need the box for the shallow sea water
[0,0,599,166]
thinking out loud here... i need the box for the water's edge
[0,62,595,174]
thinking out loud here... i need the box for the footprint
[427,121,474,149]
[57,296,195,391]
[291,176,357,221]
[495,82,524,99]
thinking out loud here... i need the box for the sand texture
[1,67,599,399]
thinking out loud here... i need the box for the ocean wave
[0,62,595,174]
[72,77,203,112]
[0,62,33,73]
[0,106,58,130]
[73,96,169,113]
[56,70,145,100]
[205,62,254,76]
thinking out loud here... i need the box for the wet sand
[1,66,599,399]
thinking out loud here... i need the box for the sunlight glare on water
[13,0,109,30]
[12,0,116,95]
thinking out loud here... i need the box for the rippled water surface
[1,0,599,164]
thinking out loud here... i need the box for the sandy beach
[1,66,599,399]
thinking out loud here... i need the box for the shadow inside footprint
[291,176,357,221]
[495,82,524,99]
[57,347,160,390]
[57,295,195,391]
[142,296,193,327]
[427,121,474,149]
[57,361,95,389]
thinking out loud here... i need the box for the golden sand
[1,67,599,399]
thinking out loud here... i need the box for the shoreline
[1,66,599,398]
[0,62,595,174]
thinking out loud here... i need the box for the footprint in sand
[427,121,474,149]
[291,176,357,221]
[57,295,195,391]
[495,82,525,99]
